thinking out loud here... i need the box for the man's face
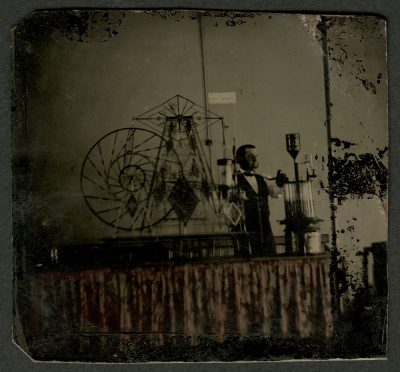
[241,148,259,171]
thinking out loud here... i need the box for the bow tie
[243,172,255,177]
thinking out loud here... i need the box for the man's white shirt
[240,170,283,199]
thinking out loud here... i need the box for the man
[235,144,288,256]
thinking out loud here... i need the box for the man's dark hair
[236,144,256,162]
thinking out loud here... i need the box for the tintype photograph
[12,10,388,362]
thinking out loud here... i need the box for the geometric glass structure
[168,176,199,225]
[81,95,228,234]
[225,202,243,226]
[126,195,139,217]
[81,128,182,231]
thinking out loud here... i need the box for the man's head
[236,144,259,171]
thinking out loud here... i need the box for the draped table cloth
[30,255,333,351]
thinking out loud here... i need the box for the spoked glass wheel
[81,128,182,231]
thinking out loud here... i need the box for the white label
[208,92,237,104]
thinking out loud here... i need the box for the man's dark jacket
[237,173,276,255]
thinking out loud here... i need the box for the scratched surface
[12,10,388,361]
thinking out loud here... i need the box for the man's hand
[276,170,289,187]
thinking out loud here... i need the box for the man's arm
[261,174,284,199]
[263,170,288,198]
[267,179,284,199]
